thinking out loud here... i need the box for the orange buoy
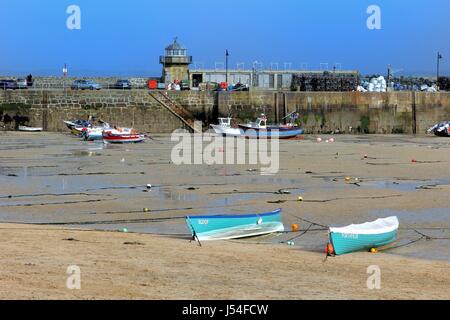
[326,243,335,255]
[291,223,299,232]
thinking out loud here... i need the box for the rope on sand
[281,224,314,243]
[412,229,450,241]
[293,216,329,229]
[32,216,186,226]
[379,236,426,252]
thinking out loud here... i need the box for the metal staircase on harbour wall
[148,91,201,133]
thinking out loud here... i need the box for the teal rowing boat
[329,216,399,255]
[186,209,284,241]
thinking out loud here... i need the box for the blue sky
[0,0,449,76]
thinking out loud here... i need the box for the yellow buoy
[370,248,378,254]
[143,208,150,213]
[298,196,304,202]
[345,177,351,182]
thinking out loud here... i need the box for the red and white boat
[102,128,145,144]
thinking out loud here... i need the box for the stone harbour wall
[217,91,450,134]
[0,90,186,132]
[1,89,449,134]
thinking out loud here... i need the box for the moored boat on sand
[238,115,303,139]
[328,216,399,255]
[83,127,104,141]
[18,126,43,132]
[210,118,243,137]
[102,128,145,144]
[427,121,450,137]
[186,209,285,241]
[63,120,78,130]
[64,120,92,131]
[64,120,94,136]
[82,122,112,141]
[211,115,303,139]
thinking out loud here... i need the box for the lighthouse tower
[160,38,192,84]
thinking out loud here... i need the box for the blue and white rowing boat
[328,216,399,255]
[186,209,285,241]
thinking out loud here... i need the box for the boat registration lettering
[198,219,209,225]
[342,233,358,239]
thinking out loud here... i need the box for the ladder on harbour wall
[149,91,201,133]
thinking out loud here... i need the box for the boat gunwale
[329,216,399,236]
[186,209,282,220]
[195,223,285,241]
[238,124,301,132]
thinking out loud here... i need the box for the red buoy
[148,79,158,90]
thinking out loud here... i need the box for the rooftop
[165,38,186,51]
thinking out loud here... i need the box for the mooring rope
[281,223,314,243]
[293,216,330,229]
[412,229,450,240]
[32,216,186,226]
[379,236,426,252]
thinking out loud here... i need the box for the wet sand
[0,131,449,299]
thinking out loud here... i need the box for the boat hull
[330,230,398,255]
[18,126,43,132]
[428,122,450,137]
[210,124,243,137]
[242,128,303,139]
[238,125,303,139]
[71,127,85,136]
[63,120,77,130]
[434,128,450,137]
[103,134,145,144]
[84,131,104,141]
[329,216,399,255]
[83,126,112,141]
[186,209,284,241]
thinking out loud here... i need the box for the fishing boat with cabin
[238,114,303,139]
[211,114,303,139]
[210,118,243,137]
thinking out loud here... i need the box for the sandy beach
[0,223,449,300]
[0,131,449,299]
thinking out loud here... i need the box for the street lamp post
[252,60,258,88]
[63,63,68,90]
[437,52,443,89]
[225,49,229,88]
